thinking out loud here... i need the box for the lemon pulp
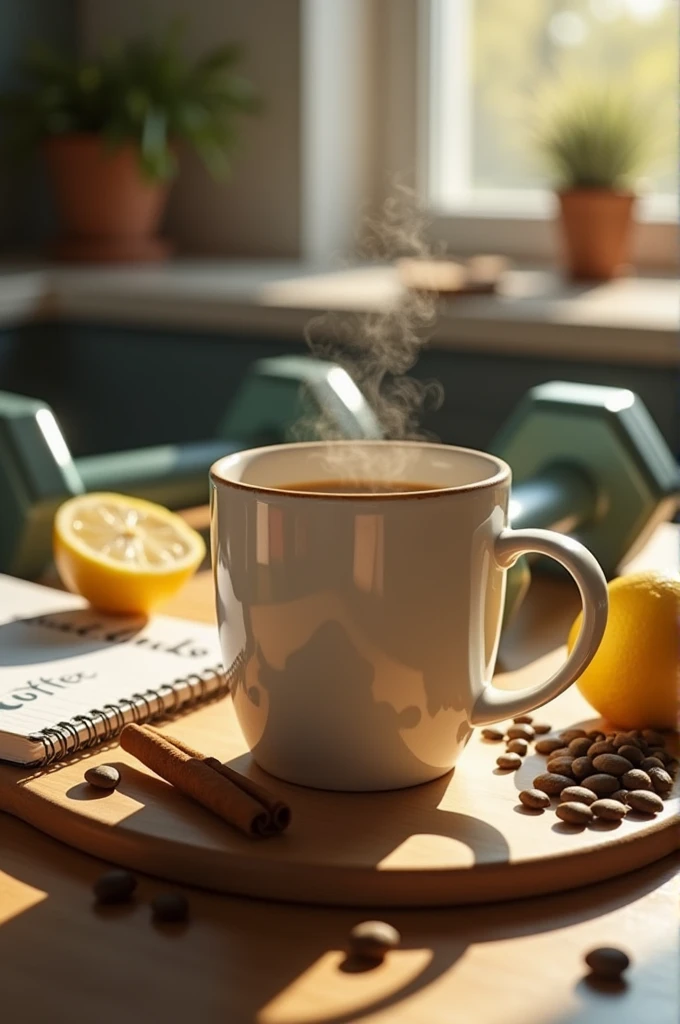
[54,492,205,615]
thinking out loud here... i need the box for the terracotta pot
[557,189,635,281]
[44,134,172,262]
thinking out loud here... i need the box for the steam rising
[302,186,443,444]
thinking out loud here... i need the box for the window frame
[404,0,677,268]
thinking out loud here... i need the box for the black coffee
[283,479,436,494]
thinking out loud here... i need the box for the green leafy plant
[0,24,259,181]
[535,85,651,191]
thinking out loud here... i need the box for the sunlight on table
[0,872,47,925]
[259,947,434,1024]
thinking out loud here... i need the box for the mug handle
[470,528,609,726]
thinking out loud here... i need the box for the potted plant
[536,86,651,281]
[0,28,258,262]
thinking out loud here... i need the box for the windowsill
[0,260,677,366]
[428,190,678,223]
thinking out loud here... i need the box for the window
[426,0,678,222]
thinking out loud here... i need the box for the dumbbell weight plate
[493,382,679,578]
[0,393,85,578]
[218,357,383,445]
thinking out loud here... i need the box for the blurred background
[0,0,676,464]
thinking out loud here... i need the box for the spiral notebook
[0,574,227,767]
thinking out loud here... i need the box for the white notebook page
[0,575,223,749]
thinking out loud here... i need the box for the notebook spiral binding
[28,651,246,767]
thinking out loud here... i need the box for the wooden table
[2,523,677,1024]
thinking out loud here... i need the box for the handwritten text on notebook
[0,573,226,766]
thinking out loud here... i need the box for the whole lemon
[568,570,679,730]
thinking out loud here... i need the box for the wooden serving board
[1,646,676,908]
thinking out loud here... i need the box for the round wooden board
[1,647,677,907]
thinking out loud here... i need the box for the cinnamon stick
[120,724,273,838]
[149,727,291,834]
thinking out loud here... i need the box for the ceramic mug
[210,441,608,791]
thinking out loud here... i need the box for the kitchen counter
[0,260,677,366]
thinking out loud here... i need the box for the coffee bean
[568,737,592,758]
[151,892,189,923]
[617,745,644,766]
[532,722,552,734]
[649,748,672,765]
[84,765,120,791]
[626,790,664,815]
[349,921,401,962]
[559,728,587,743]
[612,731,635,749]
[581,774,620,797]
[560,786,597,805]
[547,751,575,765]
[507,739,528,756]
[623,731,647,748]
[519,789,551,809]
[535,738,566,755]
[513,715,533,724]
[622,769,652,791]
[586,729,605,741]
[556,802,592,825]
[497,752,522,770]
[587,741,616,757]
[648,767,673,795]
[548,747,572,759]
[533,772,573,795]
[640,757,665,773]
[666,759,678,776]
[571,756,595,780]
[610,790,629,803]
[546,757,575,778]
[585,947,630,979]
[591,754,633,777]
[590,799,628,821]
[482,728,505,741]
[507,724,535,741]
[642,729,666,748]
[93,869,137,905]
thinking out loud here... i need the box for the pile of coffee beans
[484,719,676,828]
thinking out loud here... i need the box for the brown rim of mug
[209,440,511,499]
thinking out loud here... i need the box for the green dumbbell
[493,381,679,623]
[0,356,381,578]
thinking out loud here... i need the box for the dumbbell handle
[80,449,602,527]
[509,463,599,534]
[76,439,239,510]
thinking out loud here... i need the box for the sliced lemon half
[53,492,206,615]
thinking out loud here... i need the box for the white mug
[210,441,608,791]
